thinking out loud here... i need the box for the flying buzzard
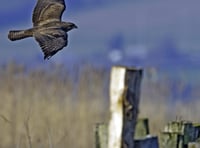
[8,0,77,59]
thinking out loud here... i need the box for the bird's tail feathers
[8,29,33,41]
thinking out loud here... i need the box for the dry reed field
[0,63,199,148]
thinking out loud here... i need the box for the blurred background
[1,0,200,147]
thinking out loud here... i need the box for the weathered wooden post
[160,120,200,148]
[95,123,108,148]
[108,66,143,148]
[135,118,150,139]
[188,142,200,148]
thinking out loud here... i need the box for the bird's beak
[74,25,78,29]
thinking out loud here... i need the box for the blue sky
[1,0,200,64]
[0,1,34,27]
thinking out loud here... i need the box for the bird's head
[62,22,78,32]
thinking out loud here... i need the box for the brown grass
[0,62,199,147]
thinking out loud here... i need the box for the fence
[95,66,200,148]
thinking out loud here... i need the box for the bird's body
[8,0,77,59]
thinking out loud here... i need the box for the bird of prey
[8,0,78,59]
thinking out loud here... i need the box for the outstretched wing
[34,29,68,59]
[32,0,66,26]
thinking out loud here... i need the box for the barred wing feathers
[34,29,68,59]
[32,0,66,26]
